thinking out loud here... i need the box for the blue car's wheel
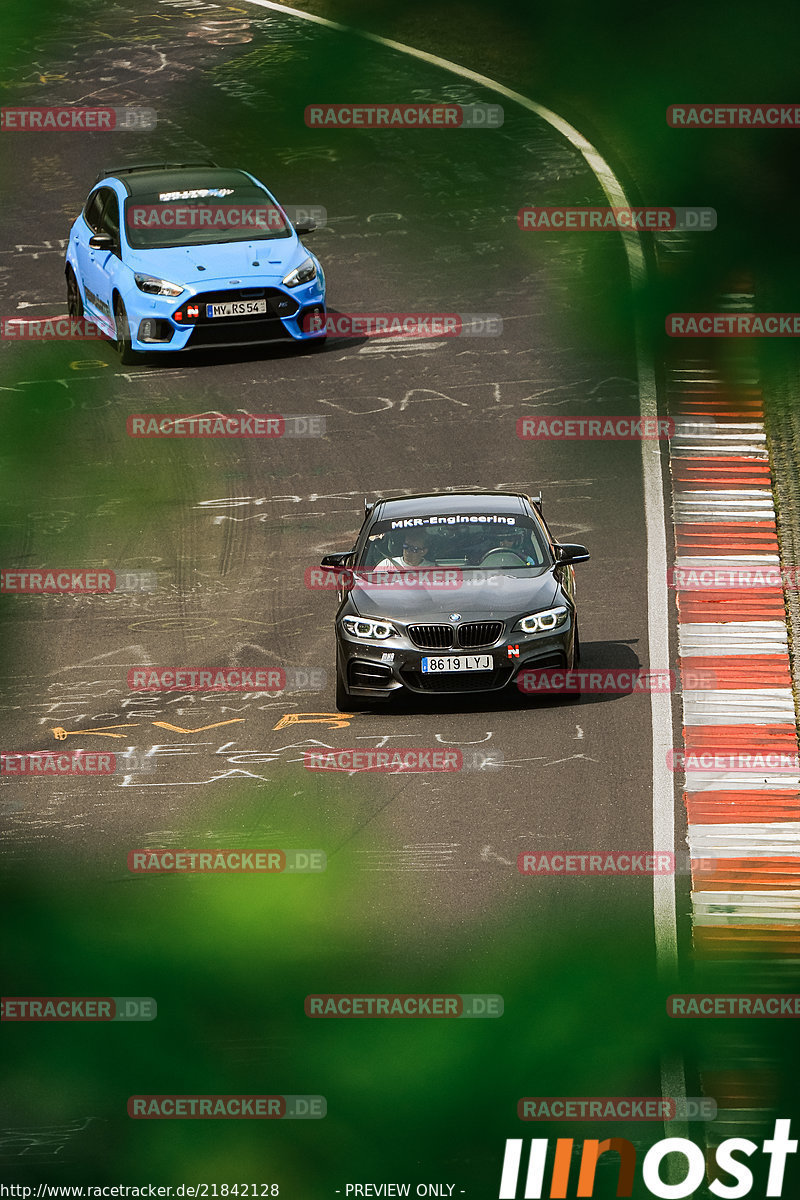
[66,268,83,319]
[113,297,138,366]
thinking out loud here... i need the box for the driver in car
[495,530,538,566]
[469,529,537,566]
[373,535,436,572]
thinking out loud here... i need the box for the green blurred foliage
[3,788,799,1193]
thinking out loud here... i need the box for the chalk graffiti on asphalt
[51,718,244,739]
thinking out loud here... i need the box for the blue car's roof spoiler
[95,160,219,183]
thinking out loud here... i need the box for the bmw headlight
[514,606,569,634]
[282,256,317,288]
[134,273,185,297]
[342,616,397,640]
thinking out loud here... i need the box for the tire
[335,669,354,712]
[559,625,582,704]
[66,268,83,319]
[113,297,138,365]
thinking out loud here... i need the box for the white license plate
[206,300,267,318]
[421,655,493,673]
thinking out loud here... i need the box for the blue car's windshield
[358,514,550,571]
[124,185,293,249]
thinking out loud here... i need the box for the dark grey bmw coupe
[320,491,589,711]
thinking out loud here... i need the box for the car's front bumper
[124,279,326,352]
[336,619,576,699]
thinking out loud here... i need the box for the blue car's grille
[172,288,300,348]
[172,288,299,324]
[184,318,287,348]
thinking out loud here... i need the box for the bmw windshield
[357,513,550,571]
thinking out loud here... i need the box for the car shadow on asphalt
[377,640,650,716]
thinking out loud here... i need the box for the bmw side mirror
[321,552,351,568]
[294,219,316,235]
[89,233,114,250]
[556,543,590,565]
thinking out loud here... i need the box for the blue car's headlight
[282,257,317,288]
[342,616,397,641]
[135,273,185,297]
[514,606,569,634]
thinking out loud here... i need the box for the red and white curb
[667,328,800,1144]
[669,344,800,953]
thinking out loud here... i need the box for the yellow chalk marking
[52,724,138,740]
[273,712,355,731]
[151,719,244,734]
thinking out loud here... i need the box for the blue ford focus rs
[65,160,326,363]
